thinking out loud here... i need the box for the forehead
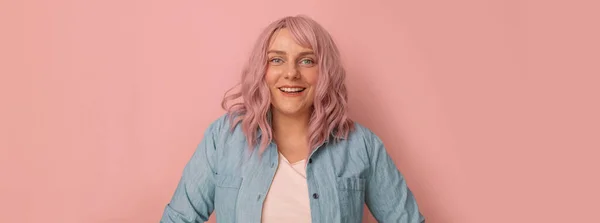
[268,28,313,53]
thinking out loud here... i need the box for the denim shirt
[160,114,425,223]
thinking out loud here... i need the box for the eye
[269,58,284,64]
[299,58,315,65]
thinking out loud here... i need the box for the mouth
[278,86,306,97]
[278,87,306,93]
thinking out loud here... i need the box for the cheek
[305,68,319,86]
[264,68,280,87]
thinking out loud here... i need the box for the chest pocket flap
[336,177,366,191]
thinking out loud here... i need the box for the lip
[278,85,306,88]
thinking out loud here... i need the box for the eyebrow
[267,50,315,57]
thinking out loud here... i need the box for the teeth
[279,87,305,93]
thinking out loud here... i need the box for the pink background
[1,0,599,222]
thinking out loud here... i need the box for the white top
[261,153,312,222]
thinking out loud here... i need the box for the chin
[272,105,310,116]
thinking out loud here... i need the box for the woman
[160,15,425,223]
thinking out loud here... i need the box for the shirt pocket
[215,175,243,222]
[336,177,366,221]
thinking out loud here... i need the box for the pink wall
[1,0,599,222]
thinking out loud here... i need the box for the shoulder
[347,121,382,146]
[342,121,387,160]
[204,113,241,134]
[204,113,229,133]
[202,113,248,147]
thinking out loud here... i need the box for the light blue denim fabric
[160,114,425,223]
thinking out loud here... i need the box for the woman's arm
[364,131,425,223]
[160,123,219,223]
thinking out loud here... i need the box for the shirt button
[308,159,313,164]
[312,193,319,199]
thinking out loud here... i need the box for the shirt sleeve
[364,131,426,223]
[160,122,219,223]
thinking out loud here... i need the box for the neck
[271,109,311,141]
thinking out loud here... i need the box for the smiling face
[265,28,319,117]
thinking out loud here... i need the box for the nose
[284,63,300,79]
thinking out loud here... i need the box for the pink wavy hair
[221,15,355,155]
